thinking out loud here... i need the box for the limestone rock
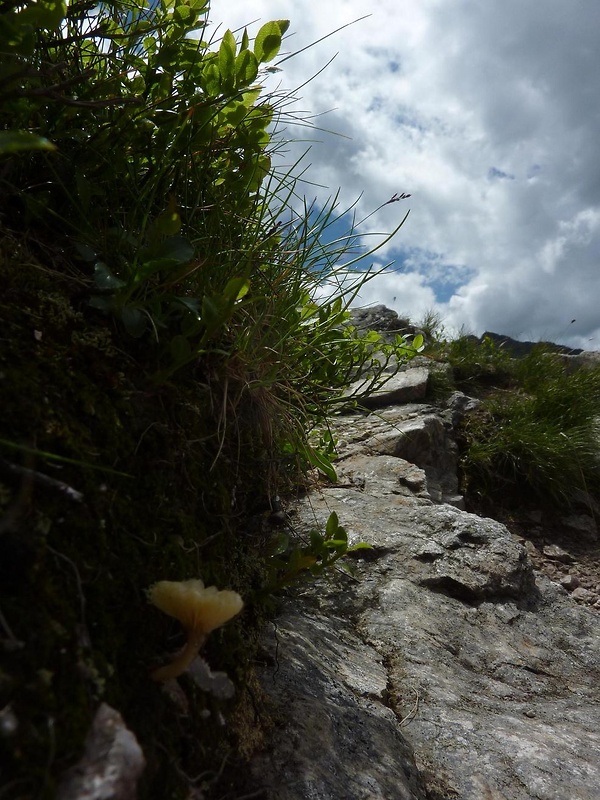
[560,574,581,590]
[542,544,574,563]
[252,607,427,800]
[282,481,600,800]
[254,324,600,800]
[347,366,430,409]
[333,405,462,507]
[57,704,145,800]
[558,350,600,371]
[348,305,417,340]
[561,513,598,541]
[445,390,481,425]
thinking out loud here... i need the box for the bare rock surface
[346,366,430,409]
[252,609,428,800]
[57,703,145,800]
[253,374,600,800]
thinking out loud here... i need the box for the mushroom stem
[151,629,207,682]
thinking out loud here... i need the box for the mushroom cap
[147,579,243,634]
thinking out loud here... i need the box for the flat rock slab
[252,608,427,800]
[287,475,600,799]
[346,367,430,409]
[361,575,600,800]
[332,406,462,505]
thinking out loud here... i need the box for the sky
[220,1,600,349]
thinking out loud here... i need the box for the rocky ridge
[251,310,600,800]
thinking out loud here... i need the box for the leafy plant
[459,347,600,506]
[417,308,446,342]
[432,333,514,389]
[266,511,371,592]
[1,5,422,792]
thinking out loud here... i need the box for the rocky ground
[488,506,600,611]
[250,354,600,800]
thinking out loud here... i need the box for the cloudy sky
[220,1,600,349]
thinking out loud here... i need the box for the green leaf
[309,529,325,550]
[323,539,348,551]
[170,334,192,363]
[137,258,180,279]
[88,295,114,313]
[144,36,157,56]
[176,297,201,316]
[147,199,182,239]
[120,307,147,338]
[201,295,222,330]
[202,62,221,96]
[173,3,193,23]
[325,511,339,538]
[0,131,56,155]
[240,87,261,107]
[74,242,97,262]
[254,21,284,64]
[235,49,259,88]
[272,532,290,555]
[153,235,194,264]
[241,27,250,51]
[94,262,125,291]
[218,29,236,90]
[221,101,249,126]
[16,0,66,31]
[305,446,337,482]
[223,276,250,302]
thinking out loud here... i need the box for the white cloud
[220,1,600,349]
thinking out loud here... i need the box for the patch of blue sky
[367,96,385,114]
[385,246,476,303]
[488,166,515,180]
[299,206,475,306]
[392,110,427,135]
[364,45,402,69]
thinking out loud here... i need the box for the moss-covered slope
[0,235,274,798]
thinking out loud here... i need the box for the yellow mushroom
[147,579,243,682]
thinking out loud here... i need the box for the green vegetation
[429,332,514,391]
[426,333,600,509]
[0,1,420,796]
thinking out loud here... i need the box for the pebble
[561,514,598,536]
[524,541,540,557]
[559,574,580,591]
[571,587,597,603]
[542,544,574,563]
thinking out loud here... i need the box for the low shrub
[429,332,515,390]
[459,347,600,507]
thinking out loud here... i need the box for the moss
[0,234,277,798]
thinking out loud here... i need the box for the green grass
[427,331,515,391]
[428,334,600,509]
